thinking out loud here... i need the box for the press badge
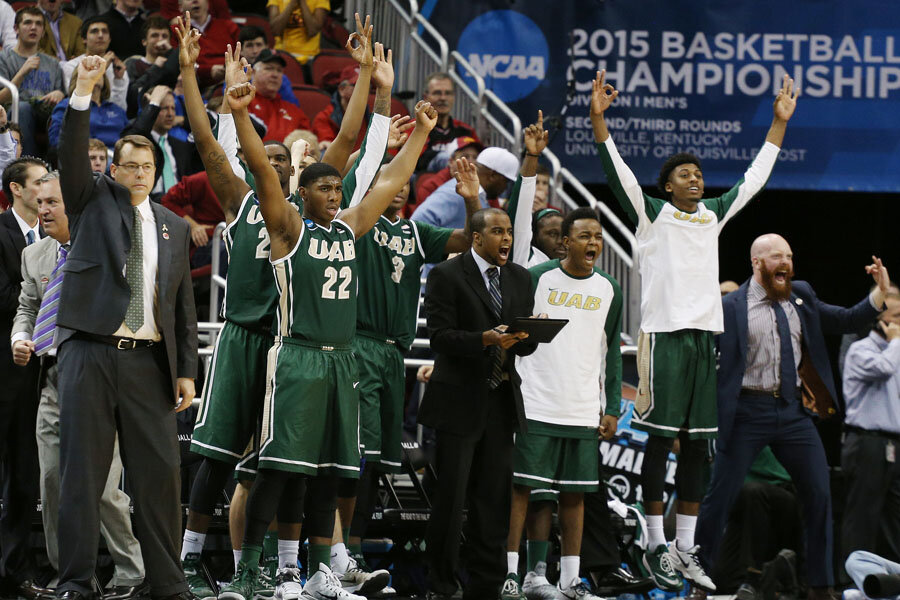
[888,442,896,464]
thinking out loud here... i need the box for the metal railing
[0,77,19,122]
[208,222,227,325]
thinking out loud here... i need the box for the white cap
[476,147,519,181]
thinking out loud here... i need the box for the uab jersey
[221,190,300,330]
[272,218,358,345]
[355,217,451,350]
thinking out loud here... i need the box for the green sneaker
[219,562,260,600]
[500,573,527,600]
[254,556,277,599]
[182,552,216,600]
[642,544,684,592]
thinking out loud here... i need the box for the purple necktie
[33,244,68,356]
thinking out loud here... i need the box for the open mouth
[585,250,597,262]
[774,270,789,284]
[688,186,701,193]
[326,205,338,216]
[498,245,510,260]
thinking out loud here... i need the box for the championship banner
[424,0,900,191]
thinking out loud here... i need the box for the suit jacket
[57,105,198,393]
[11,235,58,340]
[716,279,879,452]
[38,11,85,61]
[121,103,204,189]
[0,209,41,391]
[418,251,538,436]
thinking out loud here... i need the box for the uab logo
[308,238,356,262]
[547,291,603,311]
[373,229,416,256]
[673,211,713,225]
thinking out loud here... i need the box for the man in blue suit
[695,233,891,599]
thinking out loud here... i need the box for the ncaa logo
[456,10,548,102]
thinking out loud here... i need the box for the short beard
[760,266,793,301]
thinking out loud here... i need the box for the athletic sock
[348,542,363,557]
[263,530,278,562]
[506,552,519,576]
[330,542,350,573]
[675,513,697,551]
[646,514,666,549]
[181,530,206,560]
[233,550,242,571]
[526,540,549,572]
[309,544,331,578]
[241,545,262,572]
[278,539,300,569]
[560,555,580,589]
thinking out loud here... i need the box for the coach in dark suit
[54,56,197,600]
[419,207,539,600]
[695,233,888,599]
[0,157,51,600]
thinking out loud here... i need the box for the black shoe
[102,584,149,600]
[18,581,53,600]
[153,593,199,600]
[736,583,759,600]
[591,567,656,595]
[759,549,798,600]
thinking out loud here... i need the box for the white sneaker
[338,555,390,596]
[666,544,716,592]
[274,566,304,600]
[301,564,365,600]
[522,563,558,600]
[557,579,601,600]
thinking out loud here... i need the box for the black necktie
[487,267,503,390]
[772,300,796,401]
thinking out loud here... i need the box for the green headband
[534,208,561,222]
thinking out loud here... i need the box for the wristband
[526,152,540,157]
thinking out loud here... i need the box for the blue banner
[424,0,900,191]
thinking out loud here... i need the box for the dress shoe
[759,549,799,600]
[102,583,149,600]
[591,567,656,595]
[685,587,707,600]
[17,580,53,600]
[56,591,92,600]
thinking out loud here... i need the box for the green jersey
[272,217,358,345]
[354,217,452,350]
[221,190,299,330]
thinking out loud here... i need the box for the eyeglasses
[116,163,155,174]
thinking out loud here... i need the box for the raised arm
[59,55,107,217]
[510,111,548,265]
[321,14,373,171]
[228,82,300,258]
[339,101,437,238]
[765,74,798,148]
[175,15,249,222]
[443,158,480,253]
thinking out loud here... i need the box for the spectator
[0,7,66,156]
[283,128,320,160]
[248,48,310,142]
[0,0,14,49]
[312,63,368,153]
[533,163,552,211]
[100,0,145,60]
[267,0,329,64]
[48,71,127,149]
[125,15,172,82]
[176,0,238,87]
[37,0,85,61]
[61,16,129,111]
[237,25,299,107]
[0,110,23,211]
[417,71,479,171]
[411,146,516,230]
[88,137,108,172]
[408,135,482,216]
[160,171,225,266]
[841,290,900,573]
[159,0,230,21]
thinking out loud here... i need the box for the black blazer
[121,104,205,189]
[57,106,198,393]
[418,251,538,436]
[0,210,31,378]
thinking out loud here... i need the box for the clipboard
[505,317,569,343]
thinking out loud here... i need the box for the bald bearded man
[695,234,891,599]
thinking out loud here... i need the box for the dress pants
[696,393,834,587]
[36,362,145,586]
[56,338,186,598]
[0,357,40,584]
[841,432,900,566]
[425,384,515,599]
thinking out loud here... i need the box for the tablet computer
[506,317,569,343]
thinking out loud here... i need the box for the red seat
[231,12,275,47]
[11,0,35,10]
[319,14,350,49]
[190,264,212,280]
[278,50,305,86]
[365,93,411,119]
[310,49,354,90]
[292,85,332,127]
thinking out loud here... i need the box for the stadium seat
[319,13,350,50]
[231,12,274,47]
[311,49,355,90]
[366,93,411,118]
[292,85,332,125]
[11,0,35,9]
[278,50,305,86]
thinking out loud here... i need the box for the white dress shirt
[11,205,40,243]
[471,248,500,293]
[113,197,160,340]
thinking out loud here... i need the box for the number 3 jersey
[272,217,358,345]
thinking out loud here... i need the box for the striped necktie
[487,266,504,389]
[33,244,68,356]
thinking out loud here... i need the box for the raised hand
[371,42,393,90]
[173,12,200,69]
[773,74,799,122]
[226,82,256,111]
[454,157,479,199]
[346,13,373,68]
[414,100,438,131]
[865,255,890,294]
[590,69,619,117]
[224,42,252,88]
[524,109,549,155]
[387,114,413,149]
[103,51,126,80]
[75,55,108,96]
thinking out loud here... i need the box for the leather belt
[845,424,900,443]
[741,387,801,399]
[75,332,157,350]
